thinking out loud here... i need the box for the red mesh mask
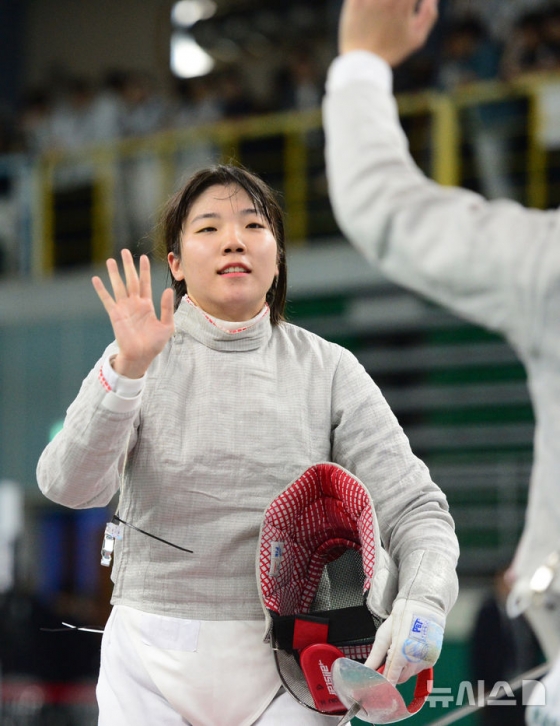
[257,463,398,713]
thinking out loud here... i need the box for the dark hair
[161,164,287,325]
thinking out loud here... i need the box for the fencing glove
[365,598,445,685]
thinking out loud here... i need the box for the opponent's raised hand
[92,249,175,379]
[339,0,439,67]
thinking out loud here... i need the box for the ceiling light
[170,32,215,78]
[172,0,217,28]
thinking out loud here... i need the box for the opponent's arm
[324,0,551,352]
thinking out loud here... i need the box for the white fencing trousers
[97,606,338,726]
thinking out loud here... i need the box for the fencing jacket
[37,298,459,622]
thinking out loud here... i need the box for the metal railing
[1,72,560,278]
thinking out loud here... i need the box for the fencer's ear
[168,252,184,281]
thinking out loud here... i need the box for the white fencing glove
[365,599,445,685]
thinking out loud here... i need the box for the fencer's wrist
[102,355,146,398]
[397,550,459,616]
[327,52,393,95]
[394,600,444,665]
[111,353,150,380]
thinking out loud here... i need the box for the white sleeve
[331,348,459,615]
[323,58,560,358]
[326,51,393,94]
[101,355,145,404]
[36,344,141,508]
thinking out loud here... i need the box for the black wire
[112,515,194,554]
[40,622,104,633]
[41,517,193,636]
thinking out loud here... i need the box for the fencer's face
[168,184,279,321]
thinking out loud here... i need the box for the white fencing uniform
[38,300,458,723]
[324,50,560,664]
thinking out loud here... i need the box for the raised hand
[339,0,439,67]
[92,249,175,379]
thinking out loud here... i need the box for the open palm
[92,249,175,379]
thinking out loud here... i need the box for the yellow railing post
[153,134,179,257]
[92,149,117,264]
[526,88,548,210]
[38,157,56,275]
[430,93,461,188]
[217,132,240,166]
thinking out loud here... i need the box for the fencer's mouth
[218,265,251,274]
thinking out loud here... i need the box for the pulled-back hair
[161,164,287,325]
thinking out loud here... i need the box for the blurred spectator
[49,76,120,156]
[438,18,501,90]
[95,69,128,141]
[19,86,52,155]
[171,76,223,186]
[118,70,168,257]
[271,48,326,198]
[540,6,560,71]
[119,70,167,138]
[450,0,550,43]
[172,76,222,127]
[8,3,560,262]
[219,68,257,118]
[501,11,552,81]
[45,76,121,267]
[526,8,560,153]
[47,75,121,191]
[274,50,324,112]
[438,18,519,200]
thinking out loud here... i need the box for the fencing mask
[257,462,398,714]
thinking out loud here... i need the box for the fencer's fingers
[91,275,116,315]
[138,254,152,299]
[364,618,392,670]
[383,653,404,686]
[106,257,128,301]
[364,647,384,671]
[383,667,402,686]
[160,288,175,329]
[121,248,140,297]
